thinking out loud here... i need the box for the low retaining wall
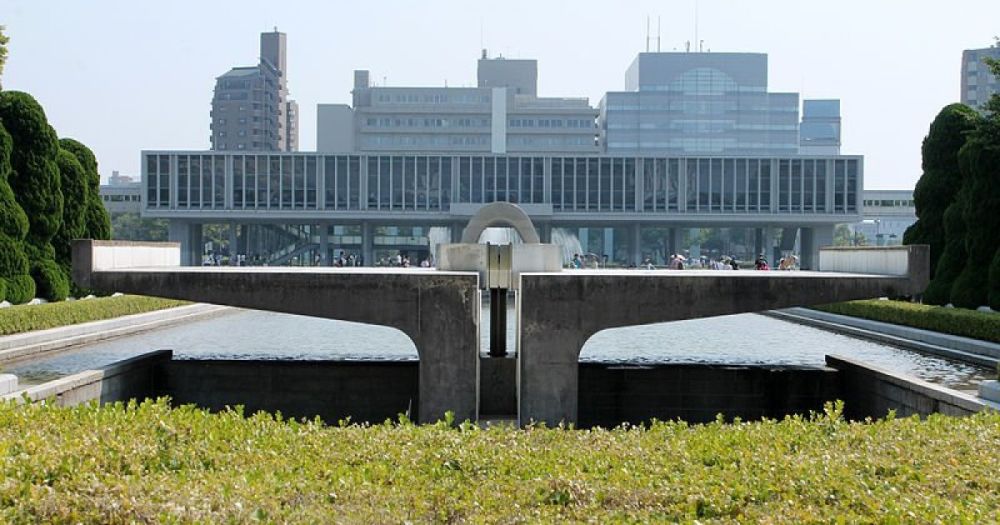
[6,353,992,425]
[156,360,419,424]
[578,363,839,427]
[1,350,170,406]
[826,355,991,418]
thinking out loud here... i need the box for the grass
[0,295,190,336]
[813,299,1000,344]
[0,399,997,523]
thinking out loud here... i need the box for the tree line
[904,53,1000,310]
[0,26,110,304]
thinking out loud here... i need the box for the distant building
[600,52,800,155]
[961,44,1000,110]
[210,30,298,151]
[100,170,142,214]
[317,51,599,155]
[849,189,915,246]
[799,99,841,155]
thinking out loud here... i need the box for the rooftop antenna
[657,16,662,52]
[646,16,650,52]
[694,0,699,52]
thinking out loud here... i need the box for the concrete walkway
[0,303,233,365]
[766,307,1000,368]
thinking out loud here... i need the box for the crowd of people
[565,252,802,271]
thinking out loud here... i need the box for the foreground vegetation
[0,399,997,523]
[0,295,188,336]
[814,299,1000,344]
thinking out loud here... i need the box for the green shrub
[2,274,34,305]
[60,138,109,241]
[814,300,1000,343]
[923,194,967,305]
[28,258,68,302]
[903,103,980,277]
[0,400,997,522]
[52,148,87,281]
[0,120,32,305]
[989,248,1000,312]
[0,294,187,335]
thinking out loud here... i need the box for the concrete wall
[578,363,839,427]
[818,245,913,276]
[1,350,170,406]
[826,355,991,419]
[155,360,419,424]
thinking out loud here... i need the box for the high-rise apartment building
[961,44,1000,110]
[210,31,298,151]
[600,52,800,155]
[317,52,599,155]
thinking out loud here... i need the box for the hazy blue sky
[3,0,998,188]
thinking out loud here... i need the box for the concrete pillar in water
[630,223,642,266]
[361,222,373,267]
[319,224,329,266]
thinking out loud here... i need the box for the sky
[3,0,998,188]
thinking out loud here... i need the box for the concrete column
[451,222,463,243]
[228,222,238,262]
[191,224,203,266]
[800,225,834,270]
[663,228,677,262]
[603,228,614,262]
[762,228,774,263]
[538,222,552,244]
[168,220,192,266]
[361,222,374,267]
[578,228,589,254]
[319,224,330,266]
[630,223,641,266]
[754,228,763,257]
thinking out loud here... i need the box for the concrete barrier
[818,245,926,278]
[1,350,171,406]
[825,354,994,418]
[73,240,180,289]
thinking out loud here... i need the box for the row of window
[145,154,860,215]
[374,93,490,105]
[509,118,595,128]
[863,199,915,208]
[364,117,491,128]
[101,194,141,202]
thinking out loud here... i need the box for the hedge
[0,399,996,522]
[813,299,1000,343]
[0,295,188,336]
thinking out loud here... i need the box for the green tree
[0,120,34,303]
[0,91,68,301]
[923,193,967,305]
[0,25,8,90]
[60,138,110,241]
[903,104,980,278]
[52,148,88,281]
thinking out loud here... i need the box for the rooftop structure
[317,52,599,155]
[210,31,298,152]
[600,52,801,155]
[800,100,841,155]
[961,44,1000,110]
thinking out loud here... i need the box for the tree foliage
[60,138,110,241]
[0,91,66,301]
[903,104,980,278]
[53,148,88,280]
[0,120,34,304]
[0,25,8,90]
